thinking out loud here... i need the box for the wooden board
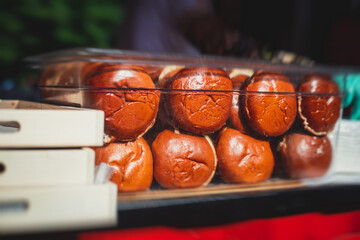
[0,183,117,234]
[0,100,104,148]
[117,179,304,202]
[0,148,94,187]
[333,120,360,173]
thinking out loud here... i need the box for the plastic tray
[25,48,360,197]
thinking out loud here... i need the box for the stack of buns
[40,63,341,191]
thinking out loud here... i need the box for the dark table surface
[115,183,360,229]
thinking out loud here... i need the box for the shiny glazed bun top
[242,71,297,137]
[152,129,217,189]
[83,64,160,142]
[216,127,274,184]
[83,64,156,88]
[297,74,341,136]
[167,67,233,135]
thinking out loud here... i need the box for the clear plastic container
[26,48,360,198]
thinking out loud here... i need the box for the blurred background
[1,0,360,100]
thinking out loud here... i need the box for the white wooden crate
[0,183,117,234]
[0,100,104,148]
[333,120,360,173]
[0,148,95,187]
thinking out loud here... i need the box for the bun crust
[152,129,217,189]
[297,74,341,136]
[228,69,252,133]
[279,132,332,178]
[167,68,233,134]
[84,64,160,141]
[216,127,274,184]
[94,137,153,192]
[243,71,297,137]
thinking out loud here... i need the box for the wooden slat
[0,99,78,110]
[0,148,94,187]
[0,183,117,234]
[0,100,19,109]
[0,100,104,147]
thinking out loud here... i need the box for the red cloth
[78,210,360,240]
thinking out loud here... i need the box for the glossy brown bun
[152,129,217,189]
[228,69,253,133]
[167,67,233,134]
[156,65,185,128]
[279,132,332,178]
[93,137,153,192]
[297,74,341,136]
[242,71,297,137]
[83,64,160,141]
[216,127,274,184]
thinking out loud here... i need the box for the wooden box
[0,100,104,148]
[0,148,95,187]
[0,183,117,234]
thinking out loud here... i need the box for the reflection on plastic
[94,163,113,184]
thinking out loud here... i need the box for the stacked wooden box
[0,100,117,234]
